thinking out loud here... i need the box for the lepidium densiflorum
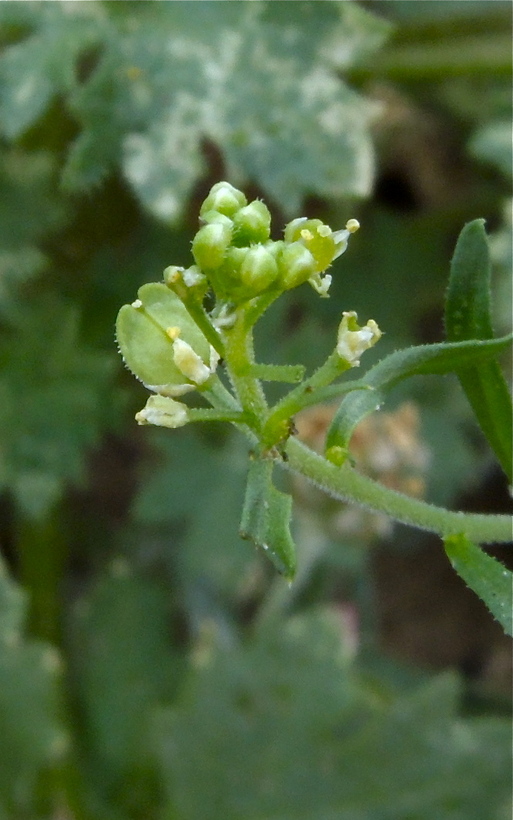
[115,183,512,583]
[116,180,378,435]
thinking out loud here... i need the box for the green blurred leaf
[325,335,512,453]
[469,120,513,179]
[0,297,115,518]
[52,1,388,215]
[0,148,67,309]
[134,429,258,596]
[0,3,102,139]
[156,609,511,820]
[240,457,296,580]
[444,534,513,636]
[70,566,178,807]
[445,219,513,481]
[0,556,67,815]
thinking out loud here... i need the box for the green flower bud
[199,210,234,228]
[277,241,317,290]
[199,181,247,218]
[221,246,249,281]
[232,200,271,245]
[239,245,279,293]
[264,239,285,259]
[135,395,190,429]
[192,222,232,271]
[116,282,215,395]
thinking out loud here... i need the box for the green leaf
[240,456,296,580]
[326,334,512,453]
[445,219,513,481]
[0,4,102,139]
[61,2,387,216]
[0,297,115,518]
[70,566,178,805]
[156,609,511,820]
[444,534,513,636]
[0,556,67,815]
[0,148,68,310]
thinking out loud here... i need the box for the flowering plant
[117,182,512,631]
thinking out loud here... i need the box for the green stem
[188,408,251,424]
[221,309,268,430]
[243,289,281,329]
[262,351,351,447]
[283,437,513,544]
[183,298,225,357]
[204,376,260,445]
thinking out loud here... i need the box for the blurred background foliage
[0,1,511,818]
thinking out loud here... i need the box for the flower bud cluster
[190,181,359,302]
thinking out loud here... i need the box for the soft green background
[0,2,511,818]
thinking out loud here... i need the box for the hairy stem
[221,309,268,431]
[283,437,513,544]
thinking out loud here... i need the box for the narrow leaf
[444,534,513,636]
[445,219,513,481]
[326,334,512,453]
[240,457,296,580]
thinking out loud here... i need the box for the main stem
[284,437,513,544]
[221,309,268,433]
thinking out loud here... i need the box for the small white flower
[173,337,213,385]
[337,311,381,366]
[135,395,190,428]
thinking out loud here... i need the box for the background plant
[0,2,511,819]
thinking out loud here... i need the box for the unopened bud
[199,210,234,228]
[199,181,247,218]
[232,200,271,245]
[192,222,232,271]
[240,245,279,293]
[278,241,317,290]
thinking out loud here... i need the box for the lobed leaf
[0,2,389,218]
[157,609,511,820]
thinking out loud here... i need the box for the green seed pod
[192,222,232,271]
[277,241,317,290]
[199,181,247,218]
[232,200,271,246]
[239,245,279,293]
[116,282,212,394]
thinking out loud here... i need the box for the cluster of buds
[115,181,378,431]
[190,181,359,302]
